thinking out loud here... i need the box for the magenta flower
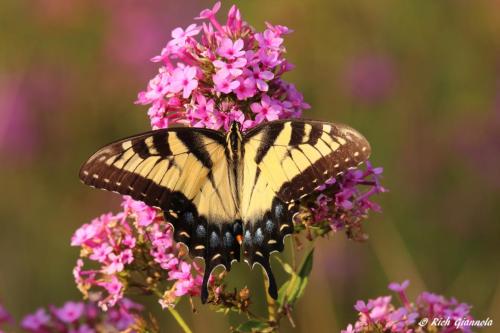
[122,196,156,227]
[354,300,372,313]
[171,23,201,46]
[344,281,475,333]
[213,71,240,94]
[54,301,84,323]
[255,29,284,50]
[0,305,10,324]
[196,1,221,20]
[227,5,242,31]
[388,280,410,293]
[137,2,309,130]
[22,299,143,333]
[217,38,245,59]
[247,65,274,92]
[250,95,281,122]
[171,65,198,99]
[213,57,247,77]
[234,77,257,100]
[21,309,50,331]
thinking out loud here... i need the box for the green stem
[290,237,297,271]
[263,270,277,323]
[167,307,193,333]
[151,287,193,333]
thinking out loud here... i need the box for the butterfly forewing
[243,120,371,203]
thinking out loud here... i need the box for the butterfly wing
[241,119,371,298]
[79,127,241,302]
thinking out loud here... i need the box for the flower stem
[263,270,277,323]
[167,307,193,333]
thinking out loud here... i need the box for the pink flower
[54,301,84,323]
[122,196,156,227]
[341,324,355,333]
[213,71,240,94]
[0,304,11,325]
[213,57,247,77]
[388,280,410,293]
[265,22,293,35]
[104,253,125,274]
[71,222,99,246]
[170,24,201,46]
[227,5,242,31]
[196,1,221,20]
[170,66,198,99]
[120,249,134,265]
[247,65,274,91]
[225,110,246,129]
[255,29,284,50]
[21,308,50,331]
[188,95,218,128]
[217,38,245,59]
[137,3,310,132]
[168,262,202,297]
[98,276,124,309]
[250,95,281,122]
[234,77,257,100]
[136,70,171,104]
[258,49,281,68]
[89,244,112,262]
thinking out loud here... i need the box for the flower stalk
[167,307,193,333]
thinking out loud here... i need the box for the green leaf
[277,248,314,307]
[235,320,270,332]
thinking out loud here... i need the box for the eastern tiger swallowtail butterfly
[79,119,371,303]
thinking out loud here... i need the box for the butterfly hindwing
[79,127,242,302]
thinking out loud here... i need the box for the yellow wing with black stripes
[239,119,371,298]
[79,119,372,303]
[79,127,241,302]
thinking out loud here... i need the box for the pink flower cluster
[136,2,310,130]
[71,197,203,310]
[343,280,474,333]
[311,162,385,238]
[0,303,12,333]
[21,298,143,333]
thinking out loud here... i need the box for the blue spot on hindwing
[224,231,233,247]
[254,228,264,245]
[184,211,195,225]
[265,219,275,233]
[274,202,284,219]
[196,225,206,238]
[244,230,252,246]
[210,232,219,248]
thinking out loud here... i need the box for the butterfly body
[80,119,371,302]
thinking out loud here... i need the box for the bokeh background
[1,0,499,332]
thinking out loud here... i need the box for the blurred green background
[1,0,499,332]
